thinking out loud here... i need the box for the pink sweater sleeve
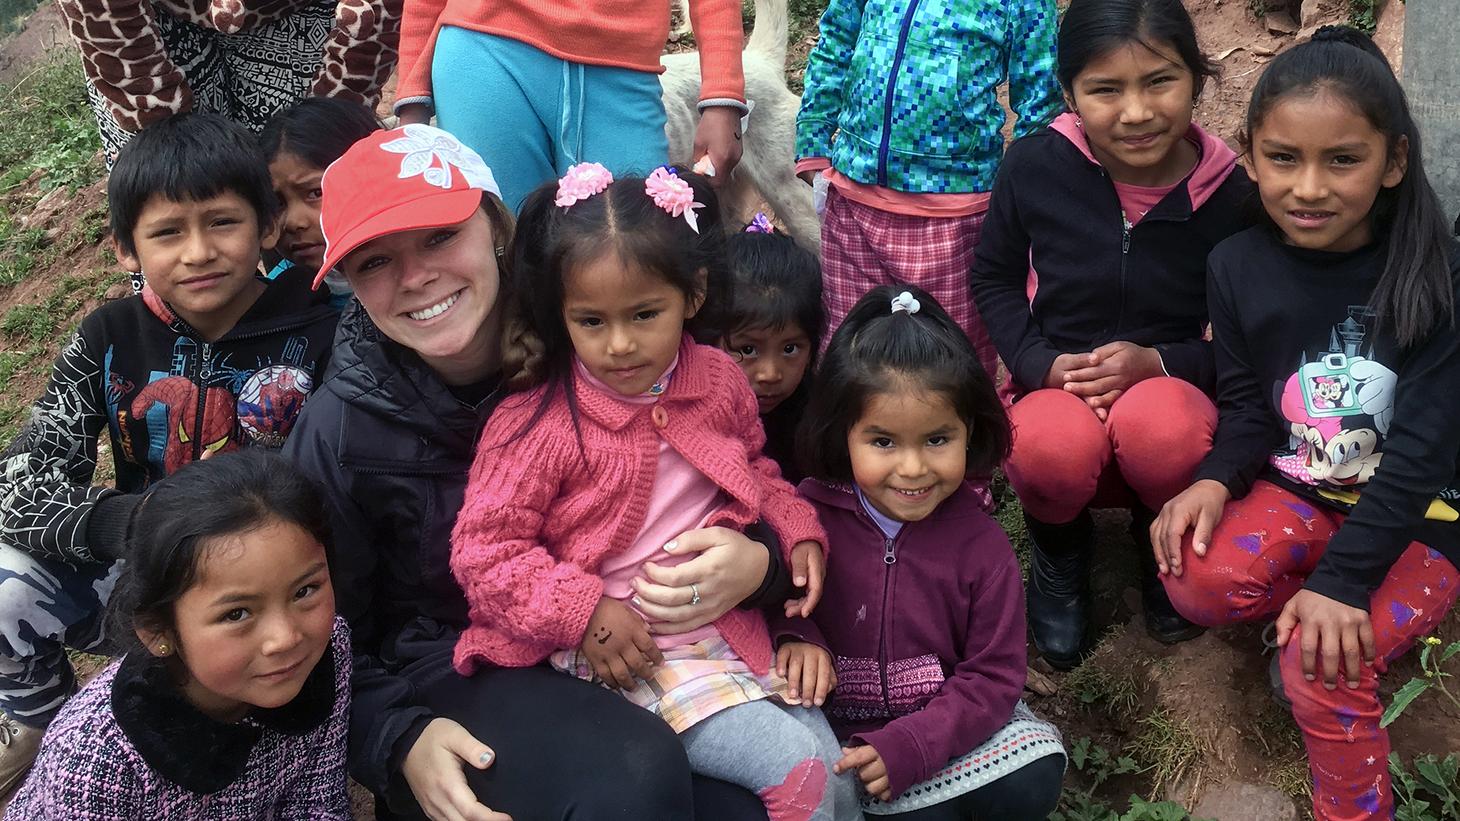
[449,397,605,671]
[686,0,746,103]
[722,357,827,559]
[393,0,448,106]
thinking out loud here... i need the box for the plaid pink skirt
[820,186,1000,381]
[551,636,794,734]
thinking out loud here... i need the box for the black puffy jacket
[284,301,495,801]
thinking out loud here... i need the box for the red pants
[1163,481,1460,821]
[1004,378,1216,523]
[819,186,999,379]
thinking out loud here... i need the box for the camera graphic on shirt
[1298,353,1365,418]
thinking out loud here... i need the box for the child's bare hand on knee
[776,641,836,707]
[1059,342,1165,420]
[836,743,891,802]
[582,597,663,690]
[1276,589,1375,691]
[1151,479,1230,577]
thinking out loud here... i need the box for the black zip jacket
[971,117,1255,395]
[0,272,336,562]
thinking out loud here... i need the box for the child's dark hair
[1243,26,1453,347]
[259,96,382,169]
[1057,0,1219,98]
[109,112,280,258]
[798,285,1011,483]
[108,450,330,651]
[507,168,729,392]
[723,228,824,351]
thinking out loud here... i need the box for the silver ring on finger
[689,583,701,606]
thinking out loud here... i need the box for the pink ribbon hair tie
[555,162,614,208]
[645,166,704,234]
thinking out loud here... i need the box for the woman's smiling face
[342,209,505,384]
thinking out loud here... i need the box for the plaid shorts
[820,186,1000,380]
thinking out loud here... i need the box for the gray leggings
[680,700,861,821]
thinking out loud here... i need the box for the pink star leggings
[1162,480,1459,821]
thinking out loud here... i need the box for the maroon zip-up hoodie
[776,479,1027,798]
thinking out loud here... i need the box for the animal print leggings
[1162,480,1459,821]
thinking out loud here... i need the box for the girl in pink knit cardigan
[450,164,859,821]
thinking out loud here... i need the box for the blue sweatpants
[432,27,671,213]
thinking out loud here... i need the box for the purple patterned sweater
[775,480,1028,798]
[5,618,352,820]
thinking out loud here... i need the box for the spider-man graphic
[131,376,237,474]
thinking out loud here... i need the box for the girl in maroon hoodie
[778,286,1065,819]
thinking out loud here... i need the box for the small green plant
[1390,753,1460,821]
[1347,0,1380,33]
[1380,635,1460,728]
[1051,738,1211,821]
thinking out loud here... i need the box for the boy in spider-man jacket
[0,112,337,796]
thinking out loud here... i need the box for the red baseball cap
[314,124,501,289]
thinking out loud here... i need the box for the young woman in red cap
[284,124,787,821]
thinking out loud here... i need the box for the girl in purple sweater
[5,450,349,820]
[779,286,1066,819]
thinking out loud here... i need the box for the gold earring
[157,642,170,656]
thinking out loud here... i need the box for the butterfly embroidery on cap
[380,124,500,194]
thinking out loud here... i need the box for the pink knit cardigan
[450,338,826,676]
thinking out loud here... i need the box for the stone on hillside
[1193,781,1299,821]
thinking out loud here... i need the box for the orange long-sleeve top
[396,0,746,110]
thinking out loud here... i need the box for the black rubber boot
[1025,510,1094,670]
[1130,506,1205,645]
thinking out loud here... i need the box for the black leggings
[379,664,767,820]
[875,753,1066,821]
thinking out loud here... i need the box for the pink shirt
[1113,179,1181,226]
[577,360,724,649]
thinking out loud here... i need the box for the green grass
[0,0,39,36]
[0,50,100,443]
[0,51,101,194]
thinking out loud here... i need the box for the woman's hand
[1276,590,1376,690]
[694,106,744,188]
[631,527,770,634]
[1054,342,1166,420]
[581,597,663,690]
[776,642,837,707]
[782,541,826,618]
[401,718,512,821]
[1150,479,1230,577]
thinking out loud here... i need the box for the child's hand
[1276,589,1375,690]
[776,642,837,708]
[1150,479,1230,576]
[782,541,825,618]
[581,597,664,690]
[835,743,892,802]
[1055,342,1166,420]
[694,106,743,190]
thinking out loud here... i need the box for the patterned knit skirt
[860,700,1066,815]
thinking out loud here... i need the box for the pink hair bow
[645,166,704,234]
[555,162,613,208]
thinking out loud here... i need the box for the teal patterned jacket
[796,0,1062,194]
